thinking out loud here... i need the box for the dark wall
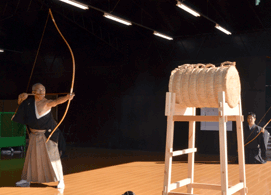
[196,56,267,155]
[1,10,271,153]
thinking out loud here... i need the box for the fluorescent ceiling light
[59,0,89,10]
[153,31,173,40]
[176,1,200,17]
[104,13,132,26]
[0,49,4,52]
[215,24,231,35]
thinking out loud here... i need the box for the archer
[244,112,269,164]
[13,83,74,189]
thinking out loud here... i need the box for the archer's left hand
[67,93,75,100]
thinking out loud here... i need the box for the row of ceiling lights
[60,0,174,40]
[60,0,232,39]
[0,0,232,53]
[176,2,231,35]
[0,0,231,57]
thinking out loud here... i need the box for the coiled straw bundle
[168,61,240,108]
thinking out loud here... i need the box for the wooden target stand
[163,91,247,195]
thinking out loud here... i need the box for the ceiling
[0,0,270,83]
[0,0,271,48]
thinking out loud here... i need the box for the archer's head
[247,112,256,126]
[32,83,46,100]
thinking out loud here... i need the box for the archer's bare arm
[46,93,75,108]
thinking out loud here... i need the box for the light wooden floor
[1,147,271,195]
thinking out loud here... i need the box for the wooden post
[218,91,229,195]
[163,92,176,195]
[236,98,247,195]
[187,108,196,194]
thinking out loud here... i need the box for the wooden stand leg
[236,99,247,195]
[163,92,176,195]
[187,108,196,194]
[218,92,229,195]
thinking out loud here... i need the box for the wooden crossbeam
[172,148,197,157]
[189,183,222,190]
[173,115,241,122]
[228,182,244,194]
[169,178,191,191]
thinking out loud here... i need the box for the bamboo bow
[244,119,271,147]
[46,9,75,143]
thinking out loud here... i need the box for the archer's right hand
[18,93,28,104]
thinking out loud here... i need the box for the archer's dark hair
[247,112,256,119]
